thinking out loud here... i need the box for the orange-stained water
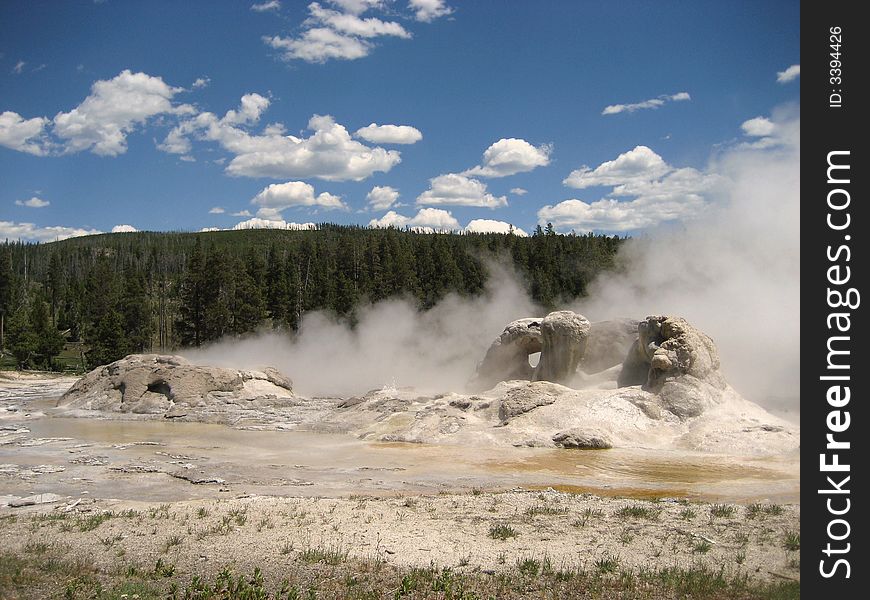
[4,416,799,504]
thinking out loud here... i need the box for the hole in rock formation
[146,380,172,399]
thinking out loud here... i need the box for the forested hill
[0,225,624,371]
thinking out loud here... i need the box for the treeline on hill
[0,224,623,372]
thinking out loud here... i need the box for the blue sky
[1,0,799,241]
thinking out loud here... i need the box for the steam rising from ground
[188,108,799,411]
[575,107,800,411]
[186,264,542,397]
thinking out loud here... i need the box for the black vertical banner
[803,1,866,596]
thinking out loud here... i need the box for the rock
[471,310,593,390]
[57,354,297,425]
[581,318,639,374]
[552,428,613,449]
[618,334,653,387]
[168,472,226,485]
[533,311,591,384]
[658,375,721,419]
[469,318,543,391]
[640,316,723,390]
[337,397,364,409]
[261,367,294,392]
[9,492,66,507]
[498,381,566,423]
[615,316,727,419]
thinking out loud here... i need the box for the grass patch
[572,507,603,527]
[595,554,620,574]
[784,531,800,551]
[516,555,551,577]
[148,504,171,520]
[524,504,568,517]
[747,503,785,519]
[679,507,697,521]
[153,557,176,578]
[0,543,801,600]
[163,535,183,553]
[488,523,518,540]
[615,504,661,520]
[710,504,736,518]
[298,544,348,565]
[23,540,50,555]
[77,511,114,532]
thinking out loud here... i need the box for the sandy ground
[1,490,800,584]
[0,373,800,587]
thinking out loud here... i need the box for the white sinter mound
[57,314,799,455]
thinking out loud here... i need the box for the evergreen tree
[6,305,36,369]
[229,256,266,335]
[87,308,126,367]
[176,238,207,346]
[1,227,624,356]
[29,291,65,369]
[334,237,360,316]
[6,292,65,370]
[202,247,232,342]
[265,243,289,326]
[0,246,14,353]
[47,251,64,326]
[364,238,386,302]
[120,265,151,353]
[284,257,303,331]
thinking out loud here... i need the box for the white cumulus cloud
[463,138,551,178]
[740,116,776,137]
[409,0,453,22]
[737,111,796,150]
[265,28,371,63]
[308,3,411,38]
[368,210,409,229]
[53,70,188,156]
[111,224,138,233]
[227,114,400,180]
[265,1,411,64]
[416,173,507,208]
[366,185,399,210]
[355,123,422,144]
[0,111,50,156]
[15,197,50,208]
[776,64,800,83]
[0,220,101,243]
[232,218,317,230]
[465,219,528,236]
[209,207,226,214]
[191,76,211,89]
[161,97,402,181]
[542,145,726,233]
[264,0,449,64]
[409,208,459,231]
[251,181,346,218]
[368,207,459,231]
[251,1,281,12]
[563,145,669,189]
[329,1,385,14]
[602,91,691,115]
[510,187,527,195]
